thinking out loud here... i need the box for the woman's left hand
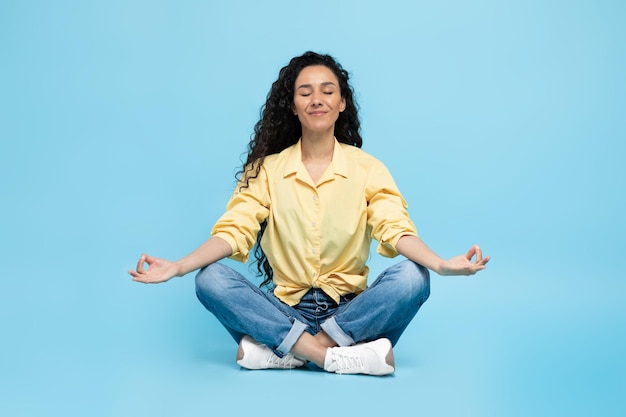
[439,245,490,276]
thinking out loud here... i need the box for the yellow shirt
[212,139,418,306]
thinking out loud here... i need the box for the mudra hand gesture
[439,245,490,276]
[129,254,180,284]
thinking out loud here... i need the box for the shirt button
[312,222,317,227]
[312,195,317,201]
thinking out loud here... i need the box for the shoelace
[265,353,298,369]
[330,350,365,373]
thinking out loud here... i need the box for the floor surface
[2,254,624,417]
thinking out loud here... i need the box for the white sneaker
[236,335,307,370]
[323,338,395,375]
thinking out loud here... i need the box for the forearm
[395,235,445,274]
[174,236,233,277]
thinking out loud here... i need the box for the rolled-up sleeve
[211,166,270,263]
[365,162,418,257]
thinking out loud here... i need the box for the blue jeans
[195,260,430,358]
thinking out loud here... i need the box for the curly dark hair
[237,51,363,288]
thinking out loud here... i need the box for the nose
[311,94,322,106]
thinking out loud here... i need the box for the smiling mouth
[309,111,327,116]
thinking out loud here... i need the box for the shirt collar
[283,138,349,180]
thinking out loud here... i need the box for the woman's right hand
[129,254,181,284]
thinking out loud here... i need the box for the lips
[308,111,327,116]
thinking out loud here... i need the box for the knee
[195,263,235,300]
[395,260,430,303]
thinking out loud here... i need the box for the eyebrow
[296,81,338,90]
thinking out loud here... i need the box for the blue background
[1,1,624,416]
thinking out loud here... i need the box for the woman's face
[292,65,346,136]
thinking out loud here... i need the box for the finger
[129,270,147,281]
[136,254,147,273]
[470,259,490,273]
[465,246,477,260]
[132,270,154,283]
[465,265,484,276]
[474,245,483,263]
[465,267,477,276]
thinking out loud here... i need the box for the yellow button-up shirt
[212,139,418,306]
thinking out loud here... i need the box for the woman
[129,51,489,376]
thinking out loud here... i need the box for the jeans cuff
[275,319,308,357]
[321,316,355,347]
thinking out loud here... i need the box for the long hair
[236,51,363,288]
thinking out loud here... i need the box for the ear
[339,98,346,112]
[292,104,298,115]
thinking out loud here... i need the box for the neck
[301,130,335,161]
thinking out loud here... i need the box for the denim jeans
[195,260,430,358]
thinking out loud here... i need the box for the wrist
[174,261,186,277]
[434,259,447,276]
